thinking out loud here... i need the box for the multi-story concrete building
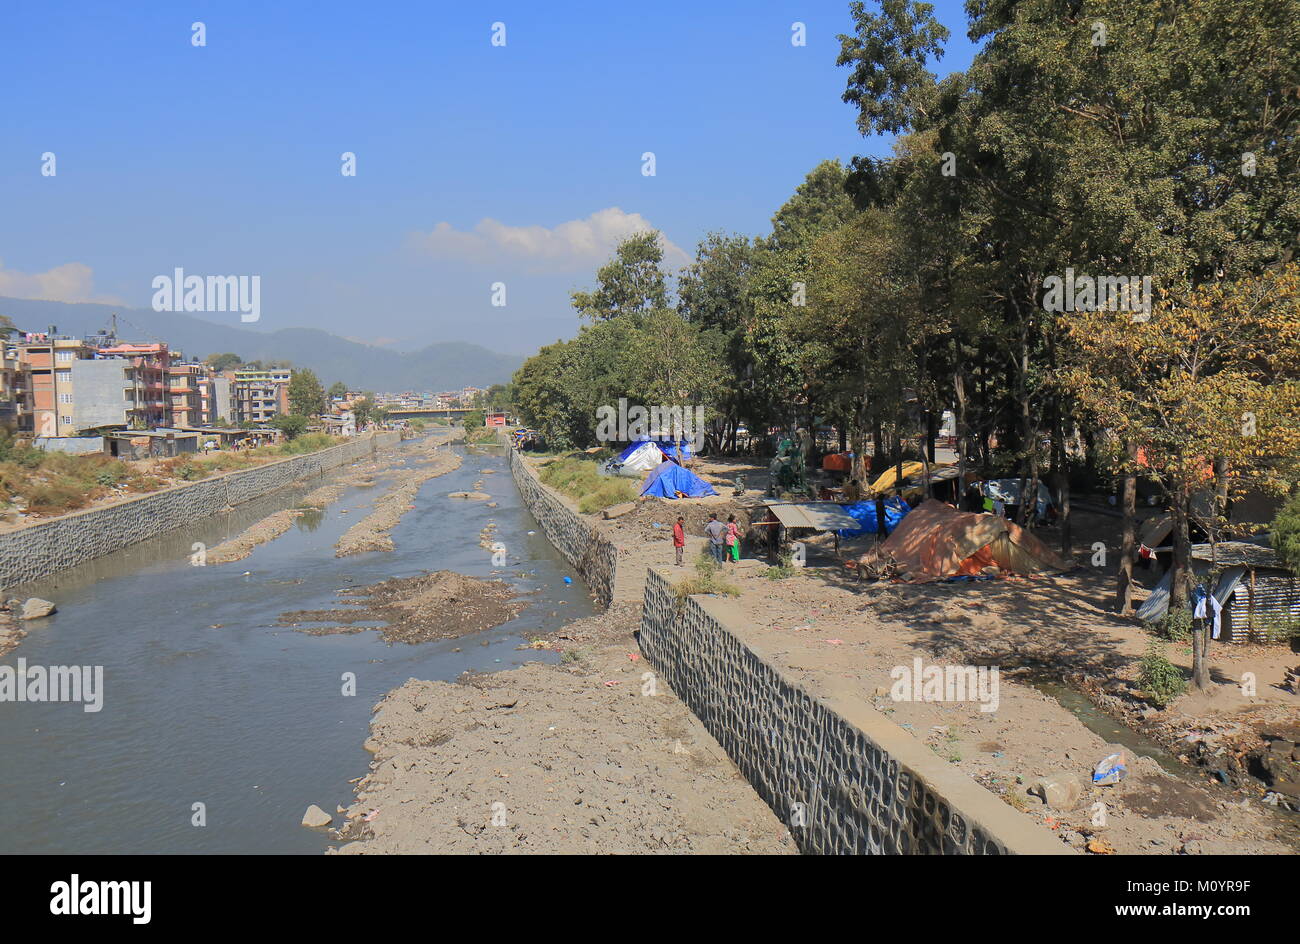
[229,368,291,425]
[0,345,24,433]
[95,343,172,429]
[13,334,97,436]
[167,363,207,427]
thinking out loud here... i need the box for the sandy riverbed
[330,604,794,854]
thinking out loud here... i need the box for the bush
[270,413,309,440]
[1138,641,1186,708]
[1146,606,1193,642]
[538,457,638,512]
[1271,491,1300,577]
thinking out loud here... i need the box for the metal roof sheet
[765,501,860,531]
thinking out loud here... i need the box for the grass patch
[465,427,499,445]
[538,456,639,513]
[673,553,741,610]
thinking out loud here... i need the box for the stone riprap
[637,567,1070,856]
[508,448,617,609]
[0,431,403,590]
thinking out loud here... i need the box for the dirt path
[331,604,793,854]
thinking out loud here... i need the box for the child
[726,514,740,563]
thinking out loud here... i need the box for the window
[58,392,73,404]
[56,350,74,363]
[55,370,71,382]
[61,416,72,425]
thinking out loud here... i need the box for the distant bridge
[384,406,475,420]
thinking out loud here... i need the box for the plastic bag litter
[1092,751,1129,785]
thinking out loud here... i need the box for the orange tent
[873,499,1070,582]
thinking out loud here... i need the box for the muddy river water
[0,438,593,853]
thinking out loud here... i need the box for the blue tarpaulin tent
[836,496,910,537]
[640,462,717,498]
[634,435,694,461]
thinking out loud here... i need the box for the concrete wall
[33,436,105,455]
[71,359,130,430]
[0,430,403,591]
[508,447,617,608]
[638,567,1069,856]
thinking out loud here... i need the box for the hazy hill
[0,297,522,391]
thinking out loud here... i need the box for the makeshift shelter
[837,496,910,537]
[975,479,1054,519]
[1134,493,1216,563]
[869,461,926,495]
[615,441,668,477]
[1135,542,1299,644]
[633,435,694,462]
[867,499,1070,582]
[640,462,717,498]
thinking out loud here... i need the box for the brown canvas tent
[870,499,1070,582]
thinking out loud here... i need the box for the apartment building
[13,334,97,436]
[167,363,207,427]
[229,367,291,425]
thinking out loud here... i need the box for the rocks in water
[1027,772,1082,809]
[17,598,56,620]
[301,804,333,828]
[448,491,491,501]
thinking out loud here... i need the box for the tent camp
[614,441,669,477]
[866,499,1070,582]
[640,462,717,498]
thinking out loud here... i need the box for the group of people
[671,512,741,565]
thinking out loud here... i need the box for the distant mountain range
[0,297,523,391]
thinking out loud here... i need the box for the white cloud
[0,259,122,304]
[410,207,690,272]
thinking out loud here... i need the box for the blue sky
[1,0,979,355]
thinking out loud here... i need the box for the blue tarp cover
[640,462,717,498]
[634,435,694,461]
[836,496,910,537]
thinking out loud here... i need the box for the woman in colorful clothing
[725,515,741,563]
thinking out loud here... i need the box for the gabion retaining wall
[0,431,403,590]
[508,448,617,608]
[638,568,1069,856]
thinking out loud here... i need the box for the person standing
[725,514,741,563]
[672,515,686,566]
[705,513,726,564]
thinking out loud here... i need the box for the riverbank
[333,603,793,854]
[0,430,404,591]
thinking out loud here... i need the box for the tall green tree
[571,231,671,320]
[288,368,327,417]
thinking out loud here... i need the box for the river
[0,437,594,853]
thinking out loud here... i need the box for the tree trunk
[1115,441,1138,615]
[955,369,968,508]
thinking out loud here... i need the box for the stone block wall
[508,448,617,608]
[0,431,404,590]
[638,567,1069,856]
